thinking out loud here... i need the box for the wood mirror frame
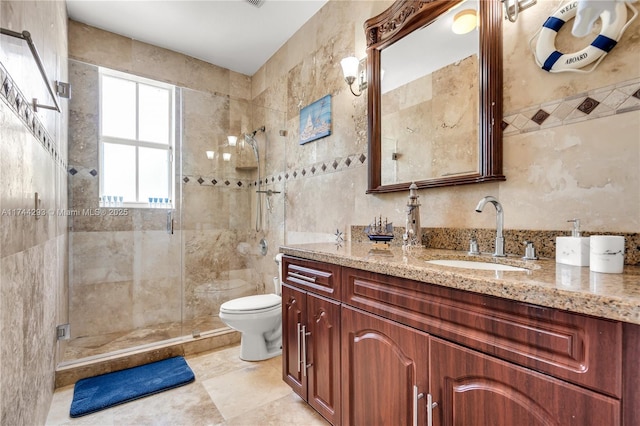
[365,0,505,193]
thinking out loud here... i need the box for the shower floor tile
[61,315,226,362]
[46,344,329,426]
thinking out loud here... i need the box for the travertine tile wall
[0,1,68,424]
[381,55,479,184]
[67,21,278,352]
[251,0,639,253]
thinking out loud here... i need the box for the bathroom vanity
[280,242,640,426]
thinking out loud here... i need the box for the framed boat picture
[299,94,331,145]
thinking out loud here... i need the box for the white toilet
[219,253,283,361]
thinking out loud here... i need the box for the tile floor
[46,344,330,425]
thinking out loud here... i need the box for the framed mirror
[365,0,505,193]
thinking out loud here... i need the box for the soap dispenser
[556,219,590,266]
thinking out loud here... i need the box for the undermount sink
[426,259,528,272]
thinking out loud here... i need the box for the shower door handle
[166,211,174,235]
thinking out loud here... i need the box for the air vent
[245,0,265,7]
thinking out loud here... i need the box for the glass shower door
[61,59,185,364]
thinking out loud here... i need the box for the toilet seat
[220,294,281,314]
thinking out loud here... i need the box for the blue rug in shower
[70,356,195,418]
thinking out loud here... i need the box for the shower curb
[55,328,240,388]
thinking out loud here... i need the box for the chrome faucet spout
[475,196,505,257]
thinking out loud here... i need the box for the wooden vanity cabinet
[281,255,637,426]
[341,305,430,426]
[281,258,341,425]
[430,337,620,426]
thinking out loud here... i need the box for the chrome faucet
[475,196,506,257]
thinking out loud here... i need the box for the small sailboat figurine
[364,216,394,243]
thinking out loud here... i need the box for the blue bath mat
[70,356,195,417]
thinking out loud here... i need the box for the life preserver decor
[531,0,638,73]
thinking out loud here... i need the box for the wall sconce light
[502,0,537,23]
[227,135,237,146]
[452,9,478,34]
[206,150,215,160]
[340,56,367,97]
[223,152,232,162]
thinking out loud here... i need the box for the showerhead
[244,126,265,161]
[244,132,255,143]
[247,126,266,138]
[244,132,259,161]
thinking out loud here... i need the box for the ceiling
[66,0,328,76]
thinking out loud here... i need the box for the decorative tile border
[503,78,640,135]
[0,61,67,168]
[181,174,254,188]
[259,152,368,187]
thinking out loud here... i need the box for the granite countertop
[280,242,640,325]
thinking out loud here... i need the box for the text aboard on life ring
[530,0,637,73]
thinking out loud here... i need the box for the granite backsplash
[351,226,640,266]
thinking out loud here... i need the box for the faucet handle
[468,238,480,255]
[522,241,538,260]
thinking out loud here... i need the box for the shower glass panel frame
[62,62,187,364]
[61,60,284,365]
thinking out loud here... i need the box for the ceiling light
[452,9,477,35]
[227,136,237,146]
[206,150,215,160]
[223,153,231,161]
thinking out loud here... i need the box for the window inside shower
[98,68,175,208]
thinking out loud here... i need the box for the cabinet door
[430,337,620,426]
[306,293,341,425]
[342,306,430,426]
[282,283,306,399]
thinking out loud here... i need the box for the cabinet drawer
[282,255,340,299]
[342,267,622,398]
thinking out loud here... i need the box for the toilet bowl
[218,254,283,361]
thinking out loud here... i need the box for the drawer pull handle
[427,393,438,426]
[413,386,425,426]
[301,325,311,377]
[296,322,302,373]
[289,272,317,283]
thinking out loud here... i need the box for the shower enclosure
[60,58,285,365]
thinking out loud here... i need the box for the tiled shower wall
[66,20,280,356]
[0,1,68,424]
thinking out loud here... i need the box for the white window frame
[98,67,175,208]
